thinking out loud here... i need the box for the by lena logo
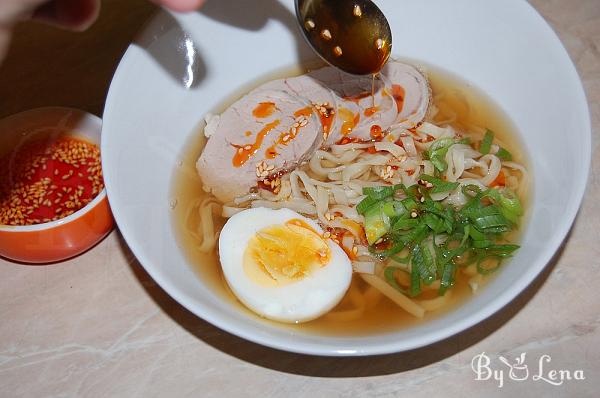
[471,352,585,388]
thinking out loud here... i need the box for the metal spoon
[295,0,392,75]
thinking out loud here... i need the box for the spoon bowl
[295,0,392,75]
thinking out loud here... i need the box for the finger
[32,0,100,31]
[152,0,205,13]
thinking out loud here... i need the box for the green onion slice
[480,129,494,155]
[496,147,513,161]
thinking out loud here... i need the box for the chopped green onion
[484,244,520,257]
[430,156,448,173]
[420,175,460,194]
[400,184,419,200]
[496,147,513,161]
[489,188,523,223]
[443,207,455,233]
[382,201,407,218]
[404,222,429,244]
[427,138,452,153]
[362,182,524,296]
[460,224,471,246]
[473,214,510,231]
[468,225,485,240]
[409,260,421,297]
[423,213,446,234]
[363,186,395,200]
[356,195,380,215]
[412,244,435,285]
[480,129,494,154]
[439,261,456,296]
[472,239,494,249]
[391,218,419,231]
[364,203,391,245]
[426,138,455,172]
[390,252,411,264]
[401,197,419,212]
[357,185,408,215]
[384,267,408,293]
[370,240,405,259]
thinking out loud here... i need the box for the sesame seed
[333,46,343,57]
[305,19,315,30]
[411,211,418,218]
[0,136,103,226]
[353,4,362,17]
[321,29,332,40]
[352,246,358,255]
[375,38,385,50]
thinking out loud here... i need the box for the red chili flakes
[0,136,104,226]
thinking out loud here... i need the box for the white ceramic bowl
[102,0,590,355]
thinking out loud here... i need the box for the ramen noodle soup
[172,61,529,335]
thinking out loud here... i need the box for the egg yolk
[243,219,331,287]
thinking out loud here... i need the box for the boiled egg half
[218,207,352,323]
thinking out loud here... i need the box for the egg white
[218,207,352,323]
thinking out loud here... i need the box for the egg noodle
[185,88,528,321]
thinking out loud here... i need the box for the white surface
[101,0,590,355]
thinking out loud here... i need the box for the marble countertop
[0,1,598,396]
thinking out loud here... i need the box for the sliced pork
[383,61,431,129]
[255,75,339,143]
[196,61,432,202]
[308,67,398,144]
[197,89,322,203]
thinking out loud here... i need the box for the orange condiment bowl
[0,107,114,264]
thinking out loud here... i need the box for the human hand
[31,0,206,30]
[0,0,205,62]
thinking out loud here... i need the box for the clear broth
[170,62,530,336]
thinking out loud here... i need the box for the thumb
[152,0,206,13]
[32,0,100,31]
